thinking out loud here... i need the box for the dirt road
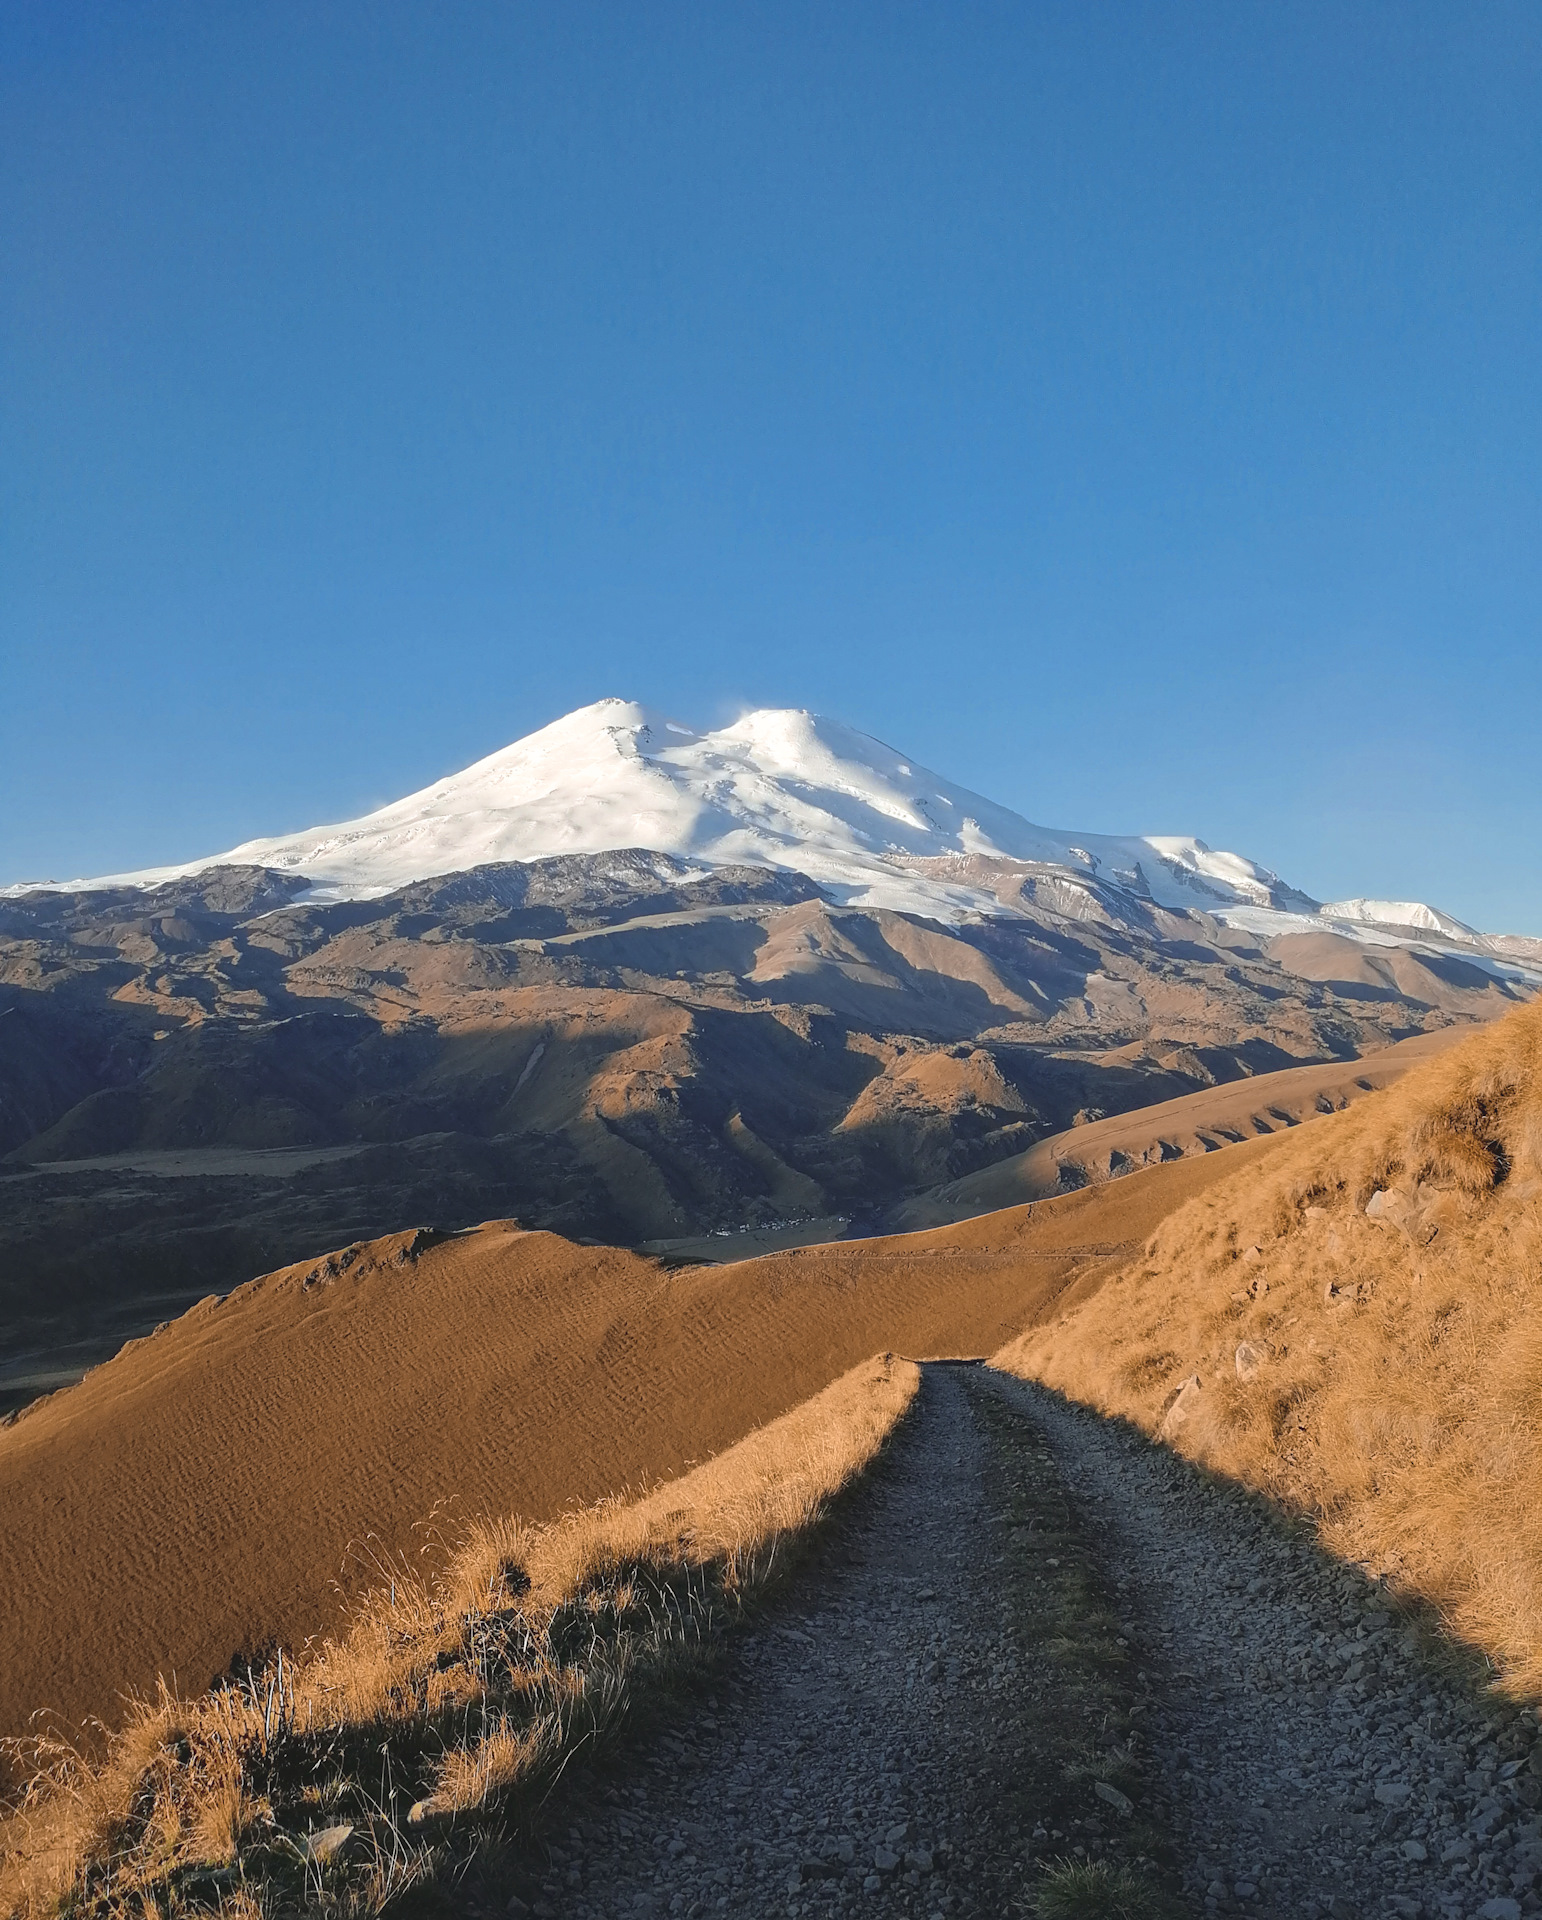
[478,1366,1542,1920]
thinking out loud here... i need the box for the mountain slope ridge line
[9,699,1534,976]
[2,1157,1250,1749]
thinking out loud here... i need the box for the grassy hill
[1000,995,1542,1692]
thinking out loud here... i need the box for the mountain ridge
[16,699,1528,978]
[2,702,1535,1410]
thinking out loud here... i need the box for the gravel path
[504,1362,1112,1919]
[990,1371,1542,1920]
[491,1364,1542,1920]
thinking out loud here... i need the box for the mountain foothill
[1,702,1535,1398]
[0,833,1527,1387]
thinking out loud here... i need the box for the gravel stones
[477,1362,1542,1920]
[996,1371,1542,1920]
[503,1365,1162,1918]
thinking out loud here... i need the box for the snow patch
[1322,898,1478,940]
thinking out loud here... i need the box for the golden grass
[0,1353,918,1919]
[997,995,1542,1693]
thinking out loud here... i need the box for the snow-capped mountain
[12,698,1531,975]
[33,698,1315,914]
[1319,899,1478,940]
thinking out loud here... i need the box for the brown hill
[4,852,1526,1396]
[2,1354,920,1919]
[998,995,1542,1692]
[0,1143,1260,1750]
[892,1026,1465,1229]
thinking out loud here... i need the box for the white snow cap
[47,697,1310,919]
[15,699,1526,979]
[1321,898,1478,940]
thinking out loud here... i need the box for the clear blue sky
[3,3,1538,929]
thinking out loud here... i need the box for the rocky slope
[0,842,1529,1385]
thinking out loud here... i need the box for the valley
[5,706,1532,1406]
[0,844,1527,1409]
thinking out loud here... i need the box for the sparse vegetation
[0,1354,917,1919]
[1030,1856,1183,1918]
[965,1381,1180,1909]
[999,996,1542,1692]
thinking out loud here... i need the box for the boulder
[1366,1186,1439,1242]
[1158,1374,1203,1440]
[299,1824,354,1865]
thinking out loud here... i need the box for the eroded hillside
[0,850,1527,1382]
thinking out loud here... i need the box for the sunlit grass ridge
[0,1353,918,1918]
[999,996,1542,1691]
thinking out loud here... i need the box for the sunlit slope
[44,698,1316,924]
[999,996,1542,1689]
[893,1027,1464,1229]
[0,1145,1255,1747]
[2,1355,920,1919]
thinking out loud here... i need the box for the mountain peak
[6,702,1523,975]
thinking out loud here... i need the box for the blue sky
[3,3,1539,929]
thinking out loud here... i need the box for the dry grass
[0,1354,917,1919]
[997,996,1542,1694]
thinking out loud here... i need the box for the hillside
[2,848,1527,1405]
[1,1355,924,1920]
[891,1025,1465,1229]
[3,699,1534,1439]
[0,1141,1263,1749]
[998,994,1542,1692]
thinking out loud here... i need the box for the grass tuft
[1031,1857,1184,1918]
